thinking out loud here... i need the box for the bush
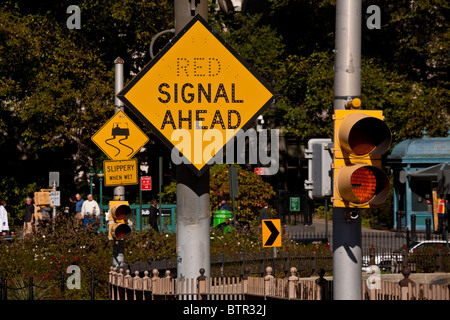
[0,212,333,299]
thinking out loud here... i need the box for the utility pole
[114,57,125,201]
[174,0,211,280]
[112,57,126,268]
[332,0,362,300]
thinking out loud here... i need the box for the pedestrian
[0,200,9,236]
[63,196,77,228]
[81,194,100,230]
[40,205,52,229]
[259,202,272,222]
[437,195,447,233]
[23,197,35,236]
[75,193,84,227]
[218,198,231,211]
[149,200,159,232]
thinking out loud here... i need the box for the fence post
[399,266,415,300]
[314,268,329,300]
[124,269,132,300]
[29,277,33,301]
[242,266,250,298]
[436,247,443,272]
[109,267,115,300]
[402,246,408,269]
[91,270,95,300]
[369,245,375,266]
[288,267,298,300]
[220,249,225,278]
[396,210,403,235]
[142,270,149,298]
[133,271,142,300]
[240,248,245,277]
[425,218,431,240]
[197,268,207,300]
[312,250,317,275]
[151,269,159,298]
[264,266,274,297]
[117,268,124,300]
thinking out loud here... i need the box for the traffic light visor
[111,204,131,221]
[338,113,391,156]
[111,223,132,240]
[337,163,390,207]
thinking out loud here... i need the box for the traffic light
[332,99,391,209]
[109,201,132,240]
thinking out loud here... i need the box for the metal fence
[0,270,103,300]
[129,230,449,278]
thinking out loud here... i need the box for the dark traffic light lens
[113,204,132,220]
[348,117,390,155]
[114,224,131,240]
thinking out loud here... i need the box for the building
[388,129,450,231]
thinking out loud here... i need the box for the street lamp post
[88,169,95,195]
[97,169,105,232]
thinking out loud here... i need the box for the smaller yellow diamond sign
[92,110,149,160]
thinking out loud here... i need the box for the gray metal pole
[114,57,125,201]
[114,57,124,112]
[333,0,361,111]
[174,0,211,280]
[332,0,362,300]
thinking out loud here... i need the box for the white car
[362,240,448,272]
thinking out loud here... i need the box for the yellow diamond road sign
[117,15,276,175]
[92,110,149,161]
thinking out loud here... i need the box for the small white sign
[49,191,60,207]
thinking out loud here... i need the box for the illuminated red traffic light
[350,166,377,203]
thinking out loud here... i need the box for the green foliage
[0,0,448,240]
[161,164,276,222]
[0,216,111,299]
[0,177,38,226]
[210,164,276,221]
[0,213,332,299]
[275,52,334,139]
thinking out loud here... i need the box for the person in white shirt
[0,200,10,235]
[81,194,100,230]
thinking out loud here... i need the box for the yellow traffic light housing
[333,107,391,208]
[109,201,132,240]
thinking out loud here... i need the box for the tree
[161,164,276,222]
